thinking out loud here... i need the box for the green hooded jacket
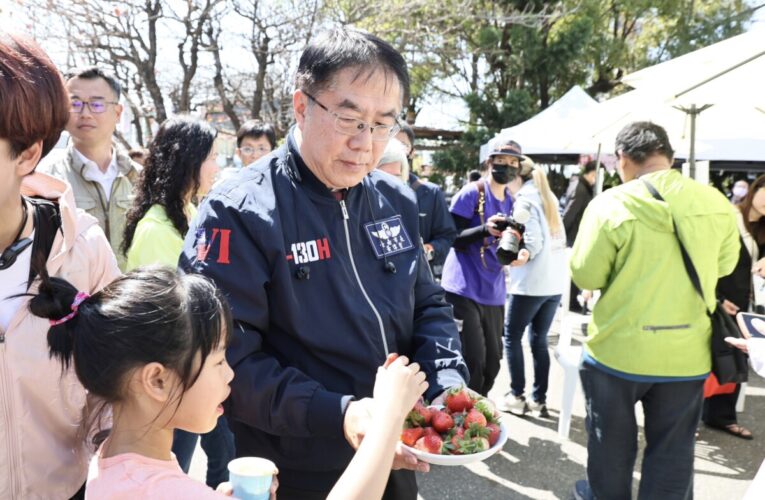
[570,169,740,377]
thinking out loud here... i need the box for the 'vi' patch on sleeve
[363,215,414,259]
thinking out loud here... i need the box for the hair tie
[49,291,90,326]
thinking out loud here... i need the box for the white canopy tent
[566,90,765,162]
[479,86,598,163]
[616,30,765,166]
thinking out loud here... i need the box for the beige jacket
[0,173,120,499]
[40,144,141,270]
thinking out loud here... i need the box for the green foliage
[432,127,494,176]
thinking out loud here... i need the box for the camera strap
[473,180,490,269]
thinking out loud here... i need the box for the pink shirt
[86,448,227,500]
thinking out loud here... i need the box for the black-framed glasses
[70,98,119,114]
[240,146,272,155]
[303,91,400,142]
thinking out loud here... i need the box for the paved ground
[191,310,764,499]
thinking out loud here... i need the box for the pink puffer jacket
[0,173,120,499]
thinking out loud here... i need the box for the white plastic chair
[554,314,584,439]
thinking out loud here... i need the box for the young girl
[121,115,231,487]
[33,267,428,499]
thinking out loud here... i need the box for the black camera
[496,199,532,265]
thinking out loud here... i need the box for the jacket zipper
[339,200,389,357]
[0,343,20,497]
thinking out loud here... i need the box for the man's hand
[753,257,765,277]
[343,398,375,450]
[509,248,530,267]
[721,299,740,316]
[486,214,506,238]
[392,442,430,472]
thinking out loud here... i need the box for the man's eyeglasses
[70,98,119,114]
[303,91,400,142]
[240,146,272,155]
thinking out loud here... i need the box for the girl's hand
[373,355,428,419]
[216,475,278,498]
[753,257,765,277]
[509,248,530,267]
[725,337,749,353]
[721,299,740,316]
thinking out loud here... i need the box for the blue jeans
[580,363,703,500]
[503,294,561,404]
[173,416,235,488]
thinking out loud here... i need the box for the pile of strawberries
[401,387,502,455]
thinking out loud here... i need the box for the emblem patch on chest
[363,215,414,259]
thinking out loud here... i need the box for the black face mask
[490,163,518,185]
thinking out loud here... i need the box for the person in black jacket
[703,174,765,440]
[180,28,468,500]
[562,161,597,312]
[395,123,457,278]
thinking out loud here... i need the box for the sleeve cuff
[307,389,351,437]
[426,369,467,401]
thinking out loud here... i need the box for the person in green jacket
[122,117,219,270]
[570,122,740,500]
[121,116,230,488]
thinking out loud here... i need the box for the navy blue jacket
[181,132,468,492]
[408,173,457,269]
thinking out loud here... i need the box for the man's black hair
[467,170,481,182]
[66,66,122,100]
[237,120,277,148]
[615,121,674,164]
[295,27,410,105]
[582,160,600,174]
[399,122,415,145]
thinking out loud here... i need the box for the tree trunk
[211,34,241,131]
[251,34,270,118]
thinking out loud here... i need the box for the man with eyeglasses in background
[236,119,276,167]
[181,27,468,500]
[40,67,140,269]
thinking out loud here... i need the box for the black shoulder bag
[643,180,748,384]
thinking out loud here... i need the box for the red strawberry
[449,427,466,455]
[414,434,443,454]
[463,409,488,429]
[431,410,454,434]
[423,426,439,438]
[401,427,424,447]
[445,388,473,413]
[471,437,490,452]
[406,401,432,427]
[486,423,501,447]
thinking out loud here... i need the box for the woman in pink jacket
[0,33,120,499]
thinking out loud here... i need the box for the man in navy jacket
[181,28,468,500]
[396,123,457,278]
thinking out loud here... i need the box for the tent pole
[594,143,603,196]
[689,104,697,178]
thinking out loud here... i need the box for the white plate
[402,420,508,466]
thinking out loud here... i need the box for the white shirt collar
[74,147,119,183]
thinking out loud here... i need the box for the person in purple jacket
[440,140,530,395]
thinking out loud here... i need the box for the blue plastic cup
[228,457,277,500]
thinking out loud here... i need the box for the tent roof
[480,86,598,162]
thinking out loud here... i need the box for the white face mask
[733,186,748,198]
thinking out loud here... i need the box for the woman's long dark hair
[29,266,232,441]
[122,116,217,256]
[739,174,765,246]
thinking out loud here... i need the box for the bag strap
[642,180,710,314]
